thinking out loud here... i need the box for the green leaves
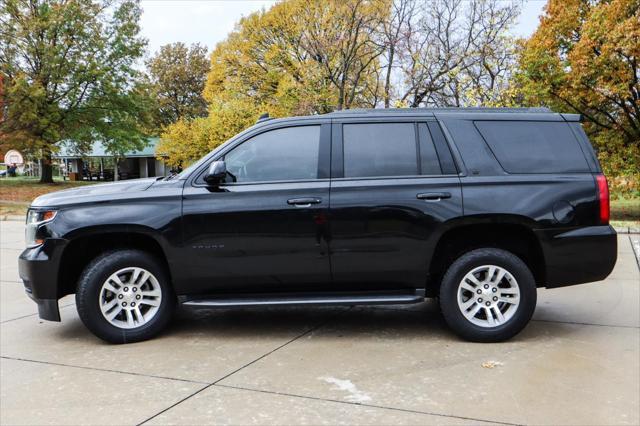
[0,0,150,181]
[144,42,210,130]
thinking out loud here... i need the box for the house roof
[54,137,160,159]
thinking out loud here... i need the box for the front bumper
[537,225,618,288]
[18,238,68,321]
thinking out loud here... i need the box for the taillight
[596,174,609,224]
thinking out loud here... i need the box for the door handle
[287,197,322,207]
[417,192,451,201]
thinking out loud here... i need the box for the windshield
[171,122,260,180]
[172,153,210,180]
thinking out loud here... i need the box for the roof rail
[328,107,552,114]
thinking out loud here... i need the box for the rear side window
[474,121,590,173]
[343,123,417,177]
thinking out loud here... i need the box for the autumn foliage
[157,0,389,166]
[157,0,524,167]
[517,0,639,195]
[158,0,638,196]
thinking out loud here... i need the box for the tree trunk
[384,47,394,108]
[39,154,54,183]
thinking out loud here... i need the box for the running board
[181,289,426,308]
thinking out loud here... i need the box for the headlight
[25,209,57,247]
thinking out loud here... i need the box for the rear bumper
[537,225,617,288]
[18,238,68,321]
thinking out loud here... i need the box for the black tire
[439,248,536,342]
[76,249,175,344]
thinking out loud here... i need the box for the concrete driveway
[1,219,639,426]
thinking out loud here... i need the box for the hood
[31,178,159,207]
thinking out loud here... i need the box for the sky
[139,0,548,57]
[140,0,276,56]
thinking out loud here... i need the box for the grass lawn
[610,197,640,228]
[0,202,29,217]
[0,176,100,218]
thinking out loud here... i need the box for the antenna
[257,113,271,123]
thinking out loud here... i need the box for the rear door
[328,118,463,290]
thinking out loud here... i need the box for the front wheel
[439,248,537,342]
[76,249,175,343]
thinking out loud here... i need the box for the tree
[376,0,416,107]
[296,0,388,110]
[156,98,260,168]
[395,0,520,107]
[203,0,387,113]
[517,0,640,189]
[158,0,387,167]
[145,42,209,130]
[0,0,149,183]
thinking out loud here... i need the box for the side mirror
[204,160,227,185]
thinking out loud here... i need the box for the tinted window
[224,126,320,182]
[568,122,599,172]
[475,121,590,173]
[343,123,417,177]
[427,122,457,174]
[418,123,442,175]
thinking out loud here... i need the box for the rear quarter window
[474,121,590,173]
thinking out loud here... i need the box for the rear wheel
[439,248,536,342]
[76,250,175,343]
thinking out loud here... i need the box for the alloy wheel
[456,264,520,328]
[98,267,162,329]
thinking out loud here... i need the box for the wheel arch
[57,225,173,299]
[426,216,545,297]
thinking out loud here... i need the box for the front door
[328,119,463,290]
[179,122,332,295]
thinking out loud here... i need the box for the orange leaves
[518,0,639,192]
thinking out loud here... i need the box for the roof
[54,137,160,159]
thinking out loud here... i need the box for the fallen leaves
[481,360,504,369]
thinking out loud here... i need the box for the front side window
[224,126,321,183]
[343,123,418,178]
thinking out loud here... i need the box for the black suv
[19,108,617,343]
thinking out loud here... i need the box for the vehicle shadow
[53,300,578,344]
[156,300,576,343]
